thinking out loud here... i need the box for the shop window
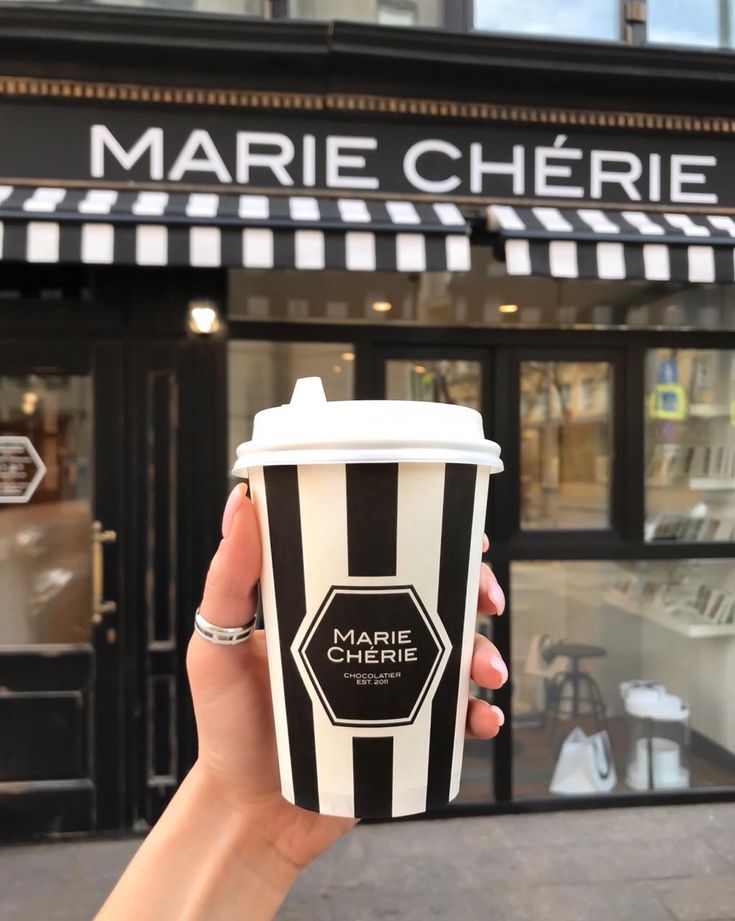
[512,560,735,799]
[385,359,481,409]
[473,0,621,41]
[647,0,721,48]
[229,259,735,331]
[521,361,613,530]
[645,349,735,542]
[227,340,354,469]
[288,0,442,26]
[0,374,93,645]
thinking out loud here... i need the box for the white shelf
[645,478,735,490]
[689,478,735,491]
[604,591,735,638]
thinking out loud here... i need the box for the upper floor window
[289,0,441,26]
[647,0,724,48]
[472,0,622,41]
[14,0,735,54]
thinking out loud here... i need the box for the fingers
[187,484,263,696]
[466,698,505,740]
[466,633,507,739]
[470,632,508,690]
[478,562,505,616]
[199,483,261,629]
[479,533,505,616]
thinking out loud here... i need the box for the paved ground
[2,803,735,920]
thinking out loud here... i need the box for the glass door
[0,341,124,836]
[509,347,627,802]
[519,358,615,531]
[385,356,483,409]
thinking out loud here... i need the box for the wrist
[186,760,302,893]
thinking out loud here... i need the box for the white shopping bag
[549,727,617,795]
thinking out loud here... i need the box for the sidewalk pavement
[2,803,735,920]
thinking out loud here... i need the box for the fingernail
[491,705,505,727]
[482,533,489,553]
[488,580,505,615]
[490,654,508,684]
[222,484,244,538]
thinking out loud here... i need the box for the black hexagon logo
[298,585,446,728]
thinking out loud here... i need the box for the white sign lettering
[91,125,164,180]
[89,125,721,205]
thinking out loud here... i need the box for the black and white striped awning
[0,186,471,272]
[488,204,735,283]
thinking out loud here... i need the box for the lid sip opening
[289,376,328,407]
[232,377,504,475]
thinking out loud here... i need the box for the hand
[187,483,508,874]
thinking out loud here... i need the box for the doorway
[0,340,125,836]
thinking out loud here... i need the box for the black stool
[544,641,607,751]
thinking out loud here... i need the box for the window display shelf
[688,478,735,491]
[646,479,735,489]
[604,590,735,639]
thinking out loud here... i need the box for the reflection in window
[521,362,612,530]
[289,0,441,26]
[512,560,735,799]
[648,0,720,47]
[473,0,620,40]
[385,359,481,409]
[645,349,735,542]
[227,340,354,467]
[93,0,263,12]
[228,259,735,331]
[0,375,93,645]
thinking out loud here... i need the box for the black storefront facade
[4,9,735,838]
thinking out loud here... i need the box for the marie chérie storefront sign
[1,98,734,206]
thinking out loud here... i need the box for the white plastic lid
[232,377,504,474]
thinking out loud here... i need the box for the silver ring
[194,607,257,645]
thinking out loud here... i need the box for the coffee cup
[232,377,503,818]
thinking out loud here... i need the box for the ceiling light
[498,303,519,314]
[341,351,356,362]
[188,300,221,335]
[333,364,343,374]
[21,392,39,415]
[371,300,393,313]
[414,365,427,374]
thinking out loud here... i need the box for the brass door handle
[92,519,117,625]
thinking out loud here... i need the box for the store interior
[227,325,735,804]
[229,245,735,330]
[0,374,92,647]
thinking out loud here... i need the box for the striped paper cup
[233,378,503,818]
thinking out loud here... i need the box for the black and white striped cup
[233,378,503,818]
